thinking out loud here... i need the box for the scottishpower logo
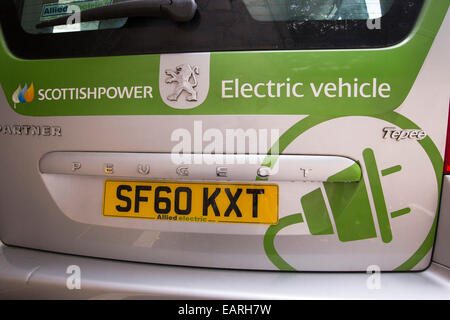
[9,82,154,109]
[12,83,34,108]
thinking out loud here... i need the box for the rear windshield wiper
[36,0,197,28]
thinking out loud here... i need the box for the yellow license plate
[103,180,278,225]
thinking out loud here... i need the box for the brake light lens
[444,101,450,174]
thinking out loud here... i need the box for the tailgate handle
[39,152,361,182]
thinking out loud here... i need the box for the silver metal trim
[39,152,360,182]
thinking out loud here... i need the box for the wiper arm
[36,0,197,28]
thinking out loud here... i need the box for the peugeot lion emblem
[165,64,200,102]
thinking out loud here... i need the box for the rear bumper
[0,242,449,300]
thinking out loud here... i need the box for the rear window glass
[244,0,393,21]
[17,0,394,34]
[1,0,423,59]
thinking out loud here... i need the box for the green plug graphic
[300,148,409,243]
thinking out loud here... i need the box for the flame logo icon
[12,83,34,108]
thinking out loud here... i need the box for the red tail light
[444,101,450,174]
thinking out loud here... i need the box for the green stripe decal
[374,113,443,270]
[326,162,362,182]
[362,148,393,243]
[264,214,304,271]
[381,165,402,176]
[301,188,334,235]
[391,208,411,219]
[324,177,377,242]
[263,112,443,270]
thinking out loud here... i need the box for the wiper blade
[36,0,197,28]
